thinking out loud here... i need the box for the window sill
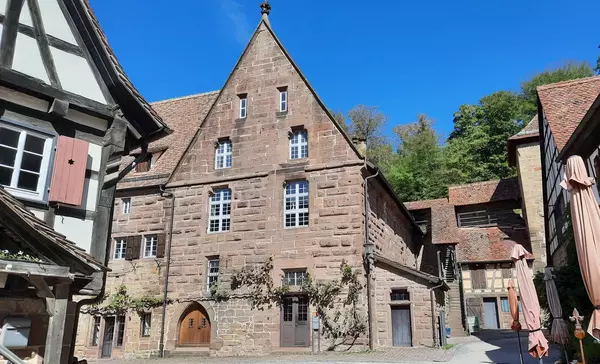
[276,111,288,118]
[3,185,47,205]
[235,118,247,123]
[284,225,309,230]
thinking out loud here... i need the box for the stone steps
[165,349,210,357]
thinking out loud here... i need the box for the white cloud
[219,0,252,46]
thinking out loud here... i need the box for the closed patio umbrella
[511,244,549,358]
[543,267,569,345]
[508,279,524,364]
[560,155,600,340]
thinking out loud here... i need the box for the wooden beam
[26,275,54,299]
[49,98,70,117]
[44,283,70,364]
[0,0,25,67]
[26,0,61,88]
[0,259,71,278]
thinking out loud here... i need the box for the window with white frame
[114,238,127,260]
[279,88,288,112]
[91,317,101,346]
[141,313,151,337]
[0,123,53,201]
[239,95,247,119]
[215,140,232,169]
[209,189,231,233]
[284,181,309,228]
[207,258,220,292]
[143,235,158,258]
[283,270,307,286]
[289,130,308,160]
[122,198,131,214]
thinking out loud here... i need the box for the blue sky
[90,0,598,140]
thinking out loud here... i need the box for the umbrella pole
[517,330,524,364]
[563,344,569,363]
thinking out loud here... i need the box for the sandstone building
[75,4,451,359]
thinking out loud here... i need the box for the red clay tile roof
[405,198,460,244]
[448,177,520,206]
[456,227,533,263]
[118,91,219,190]
[0,186,107,274]
[537,76,600,151]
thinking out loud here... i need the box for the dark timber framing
[0,0,25,67]
[26,0,61,87]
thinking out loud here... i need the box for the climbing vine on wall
[230,257,367,350]
[81,285,168,316]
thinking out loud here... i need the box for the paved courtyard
[90,330,563,364]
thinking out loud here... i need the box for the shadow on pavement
[473,329,563,364]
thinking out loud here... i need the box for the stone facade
[514,142,546,271]
[74,15,443,360]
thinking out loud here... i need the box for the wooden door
[280,296,309,347]
[101,317,115,358]
[178,309,211,346]
[483,298,499,329]
[391,306,412,347]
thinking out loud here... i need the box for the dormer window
[0,122,53,201]
[239,95,247,119]
[279,87,288,112]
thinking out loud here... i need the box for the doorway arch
[178,302,211,347]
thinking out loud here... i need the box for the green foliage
[232,258,366,350]
[81,285,167,316]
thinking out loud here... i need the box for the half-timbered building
[0,0,169,362]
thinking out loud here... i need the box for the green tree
[386,114,447,201]
[329,110,348,132]
[346,105,393,166]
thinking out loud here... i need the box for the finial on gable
[260,0,271,23]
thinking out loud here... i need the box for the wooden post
[45,283,70,364]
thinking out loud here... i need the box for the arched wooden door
[178,306,211,346]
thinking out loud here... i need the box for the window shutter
[132,236,142,260]
[125,236,134,260]
[156,233,166,258]
[49,136,89,206]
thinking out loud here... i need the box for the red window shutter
[49,136,89,206]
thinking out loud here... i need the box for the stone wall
[515,142,546,271]
[372,264,443,347]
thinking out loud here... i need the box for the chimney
[352,136,367,158]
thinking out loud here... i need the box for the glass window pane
[20,153,42,172]
[0,146,17,167]
[0,128,19,147]
[0,166,12,185]
[24,135,44,154]
[17,171,39,191]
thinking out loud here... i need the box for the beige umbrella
[543,267,569,345]
[508,280,524,364]
[511,244,549,358]
[560,155,600,340]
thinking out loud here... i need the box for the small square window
[279,88,288,112]
[283,270,307,286]
[122,198,131,214]
[390,289,410,301]
[239,95,247,119]
[143,235,157,258]
[141,313,151,337]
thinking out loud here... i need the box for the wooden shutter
[472,268,487,289]
[49,136,89,206]
[156,233,167,258]
[131,236,142,260]
[125,236,134,261]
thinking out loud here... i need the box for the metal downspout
[159,186,175,357]
[364,166,379,351]
[69,143,150,361]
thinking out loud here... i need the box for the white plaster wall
[53,215,93,253]
[80,143,102,211]
[50,47,106,104]
[38,0,77,44]
[12,33,50,84]
[65,109,108,131]
[29,208,46,221]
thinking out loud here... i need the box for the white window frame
[239,96,247,119]
[283,270,307,286]
[279,89,288,112]
[91,316,101,346]
[122,198,131,214]
[289,130,308,160]
[208,189,231,233]
[207,258,220,292]
[140,312,151,337]
[284,181,309,228]
[0,122,54,202]
[113,238,127,260]
[215,140,232,169]
[143,235,158,258]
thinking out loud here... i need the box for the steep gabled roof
[405,198,460,244]
[0,186,107,275]
[537,76,600,152]
[456,227,532,263]
[118,91,218,190]
[165,17,362,186]
[448,177,520,206]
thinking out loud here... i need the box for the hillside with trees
[336,62,595,202]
